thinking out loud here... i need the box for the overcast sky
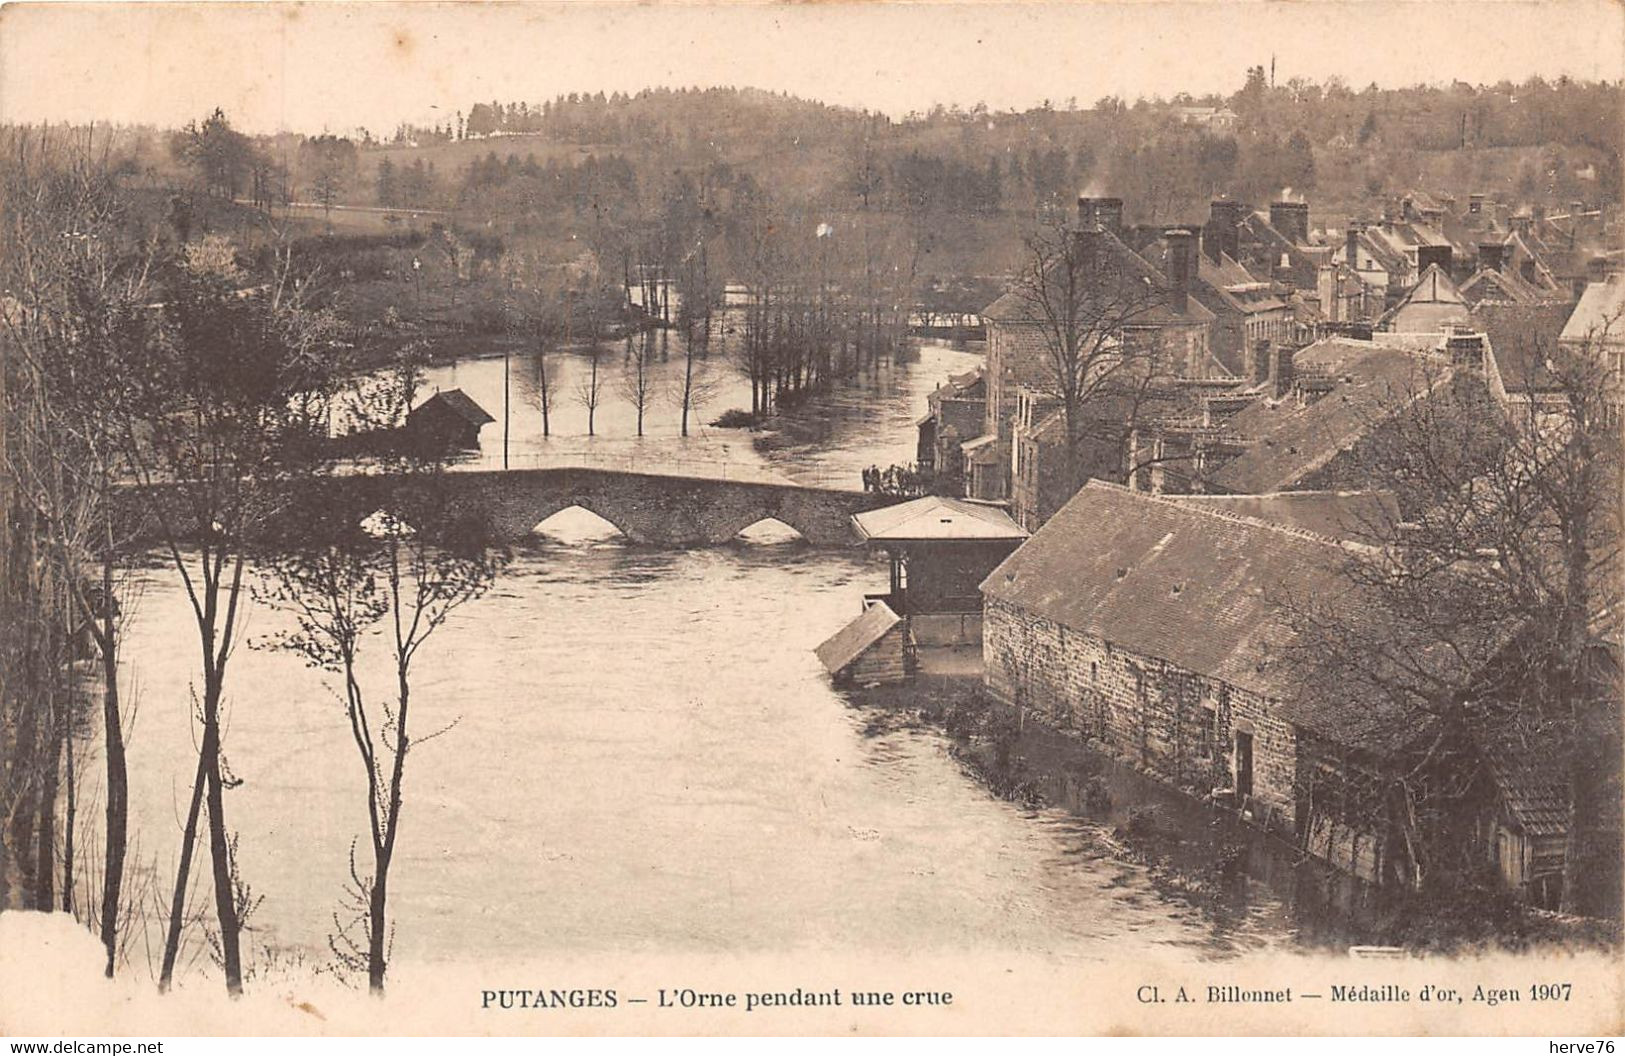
[2,2,1621,135]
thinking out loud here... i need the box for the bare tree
[572,282,612,437]
[0,125,150,975]
[112,239,343,995]
[501,251,567,439]
[673,219,723,438]
[1005,216,1175,492]
[620,329,662,436]
[1283,328,1621,912]
[258,357,499,993]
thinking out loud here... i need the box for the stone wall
[982,596,1297,832]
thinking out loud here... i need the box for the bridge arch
[531,503,630,543]
[514,493,639,543]
[732,516,808,544]
[717,506,822,545]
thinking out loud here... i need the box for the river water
[99,338,1329,976]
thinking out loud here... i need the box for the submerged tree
[259,357,500,992]
[620,329,661,437]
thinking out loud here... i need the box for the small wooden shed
[815,601,907,686]
[851,495,1027,647]
[405,388,495,451]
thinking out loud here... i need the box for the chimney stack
[1417,244,1453,275]
[1345,221,1363,271]
[1270,199,1311,246]
[1205,198,1245,262]
[1249,339,1272,387]
[1163,227,1202,310]
[1478,241,1506,272]
[1270,345,1296,399]
[1077,196,1123,236]
[1072,224,1104,275]
[1165,229,1195,312]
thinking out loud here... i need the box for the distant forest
[14,70,1616,373]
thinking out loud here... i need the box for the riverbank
[847,675,1622,956]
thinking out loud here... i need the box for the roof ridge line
[1083,480,1359,550]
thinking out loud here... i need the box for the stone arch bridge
[117,466,895,548]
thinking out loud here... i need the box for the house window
[1199,703,1217,760]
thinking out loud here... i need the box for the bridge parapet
[115,465,895,549]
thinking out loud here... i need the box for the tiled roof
[1474,302,1573,395]
[981,480,1359,701]
[1351,229,1408,275]
[1485,728,1570,837]
[1504,231,1565,291]
[1169,490,1398,541]
[1405,190,1447,215]
[1460,267,1548,306]
[1205,340,1451,493]
[852,495,1028,542]
[1196,253,1287,314]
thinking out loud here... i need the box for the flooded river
[99,339,1333,975]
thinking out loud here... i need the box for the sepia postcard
[0,0,1622,1037]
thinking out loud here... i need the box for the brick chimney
[1417,244,1453,275]
[1345,221,1363,270]
[1248,339,1272,387]
[1270,200,1310,246]
[1479,241,1506,272]
[1165,229,1195,313]
[1072,225,1104,275]
[1077,196,1123,236]
[1270,345,1295,399]
[1205,199,1245,262]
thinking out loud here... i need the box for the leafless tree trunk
[259,359,498,993]
[1007,217,1174,492]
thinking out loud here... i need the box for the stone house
[980,481,1359,836]
[1459,245,1561,310]
[1191,339,1462,497]
[1133,226,1294,376]
[915,367,987,485]
[978,480,1596,895]
[1379,265,1473,334]
[976,197,1218,504]
[1560,276,1625,385]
